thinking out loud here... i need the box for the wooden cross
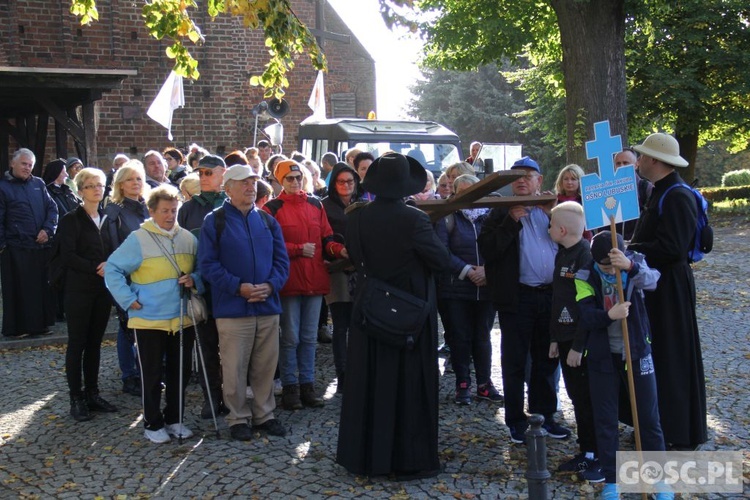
[415,170,557,222]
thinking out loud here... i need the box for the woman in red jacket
[264,160,347,410]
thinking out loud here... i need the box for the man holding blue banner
[628,133,708,450]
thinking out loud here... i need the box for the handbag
[354,276,429,349]
[147,231,208,323]
[350,206,431,349]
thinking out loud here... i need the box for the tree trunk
[550,0,627,172]
[675,117,699,185]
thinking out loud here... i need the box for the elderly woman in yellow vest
[105,185,204,444]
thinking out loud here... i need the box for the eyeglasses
[82,183,105,190]
[197,169,214,177]
[284,175,303,183]
[336,179,355,186]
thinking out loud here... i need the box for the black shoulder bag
[350,207,431,349]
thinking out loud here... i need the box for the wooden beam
[81,100,97,167]
[55,119,68,160]
[0,120,9,175]
[33,112,49,175]
[415,170,527,221]
[34,95,85,143]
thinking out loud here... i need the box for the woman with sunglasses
[263,160,348,410]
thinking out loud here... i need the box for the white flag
[147,71,185,140]
[301,70,326,124]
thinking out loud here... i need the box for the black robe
[336,198,449,476]
[629,171,708,448]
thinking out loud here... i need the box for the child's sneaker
[476,381,503,403]
[542,419,571,439]
[557,453,599,473]
[454,382,471,405]
[580,465,605,483]
[509,423,528,444]
[600,483,620,499]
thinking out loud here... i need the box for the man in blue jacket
[0,148,58,337]
[198,165,290,441]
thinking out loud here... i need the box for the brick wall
[2,0,376,169]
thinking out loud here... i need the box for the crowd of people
[0,134,706,498]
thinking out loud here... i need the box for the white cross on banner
[147,71,185,141]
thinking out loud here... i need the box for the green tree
[69,0,325,98]
[390,0,628,168]
[626,0,750,183]
[408,64,562,185]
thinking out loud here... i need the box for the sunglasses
[197,169,214,177]
[336,179,356,186]
[284,174,303,183]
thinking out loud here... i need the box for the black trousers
[1,246,55,336]
[329,301,352,378]
[589,353,665,483]
[135,327,195,430]
[497,287,558,427]
[557,339,597,454]
[64,288,112,397]
[444,298,496,387]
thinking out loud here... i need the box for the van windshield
[350,142,461,174]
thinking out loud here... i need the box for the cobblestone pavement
[1,219,748,499]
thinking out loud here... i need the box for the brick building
[0,0,376,173]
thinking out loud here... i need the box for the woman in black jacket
[103,160,150,397]
[321,162,361,391]
[58,168,117,422]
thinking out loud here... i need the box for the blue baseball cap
[511,156,540,173]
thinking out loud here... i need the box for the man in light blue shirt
[478,156,569,444]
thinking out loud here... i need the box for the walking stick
[609,216,647,500]
[187,289,221,438]
[178,283,186,445]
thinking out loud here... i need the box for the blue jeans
[117,325,140,380]
[279,295,322,386]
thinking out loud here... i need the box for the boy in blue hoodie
[575,231,672,499]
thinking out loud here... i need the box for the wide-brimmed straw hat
[362,153,426,199]
[632,133,688,168]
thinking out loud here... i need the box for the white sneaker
[144,427,171,444]
[165,423,193,439]
[246,386,255,399]
[274,378,283,396]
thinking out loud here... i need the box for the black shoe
[454,382,471,405]
[509,423,528,444]
[543,420,571,439]
[253,418,287,437]
[335,373,345,395]
[201,400,229,419]
[558,453,599,473]
[230,423,253,441]
[70,397,92,422]
[393,463,444,481]
[122,376,142,396]
[87,393,118,412]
